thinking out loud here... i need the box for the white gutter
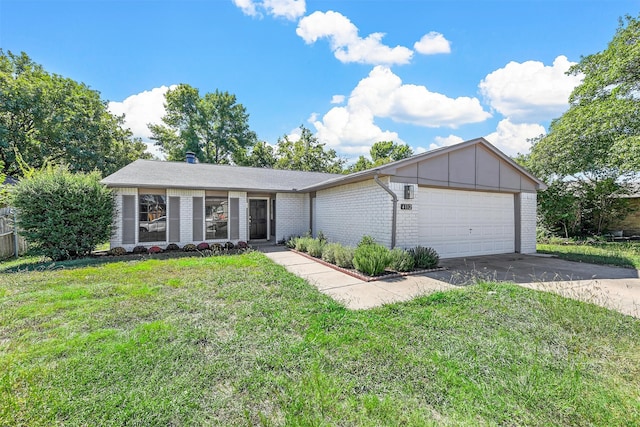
[373,174,397,249]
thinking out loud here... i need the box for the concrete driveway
[424,254,640,318]
[262,246,640,317]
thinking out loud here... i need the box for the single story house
[101,137,547,259]
[609,184,640,237]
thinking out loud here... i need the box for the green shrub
[389,248,415,272]
[322,242,342,264]
[109,247,127,256]
[410,246,439,269]
[11,167,114,261]
[353,243,390,276]
[334,246,355,269]
[294,237,314,252]
[133,246,148,254]
[183,243,197,252]
[358,235,376,247]
[285,236,298,248]
[165,243,180,251]
[307,239,325,257]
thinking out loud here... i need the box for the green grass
[1,252,639,425]
[538,241,640,269]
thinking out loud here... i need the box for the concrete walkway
[261,246,640,317]
[262,246,454,309]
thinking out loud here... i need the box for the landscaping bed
[286,234,441,279]
[290,248,444,282]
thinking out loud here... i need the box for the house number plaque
[400,204,412,210]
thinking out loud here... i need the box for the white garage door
[418,188,515,259]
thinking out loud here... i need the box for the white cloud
[108,85,174,140]
[286,126,303,142]
[479,55,583,122]
[108,85,176,158]
[351,66,491,128]
[428,134,464,150]
[330,94,345,104]
[232,0,258,17]
[312,105,402,155]
[484,119,546,156]
[311,66,490,155]
[414,31,451,55]
[232,0,305,20]
[296,11,413,65]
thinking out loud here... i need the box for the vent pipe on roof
[186,152,196,164]
[374,174,397,249]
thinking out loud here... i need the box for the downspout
[373,174,397,249]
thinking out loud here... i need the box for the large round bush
[12,167,114,261]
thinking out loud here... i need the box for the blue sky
[1,0,638,161]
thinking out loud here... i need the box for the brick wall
[275,193,309,241]
[167,188,205,244]
[111,188,251,251]
[519,192,537,253]
[391,182,418,249]
[315,177,394,247]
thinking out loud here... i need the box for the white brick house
[102,138,546,259]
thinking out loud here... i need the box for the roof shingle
[101,160,342,192]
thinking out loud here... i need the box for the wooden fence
[0,207,28,259]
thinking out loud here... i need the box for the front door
[249,199,268,240]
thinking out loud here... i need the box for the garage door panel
[418,188,515,259]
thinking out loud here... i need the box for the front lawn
[538,241,640,269]
[1,252,639,425]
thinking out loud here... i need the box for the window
[139,194,166,242]
[205,197,228,240]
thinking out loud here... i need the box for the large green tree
[529,15,640,177]
[0,50,150,178]
[525,15,639,235]
[237,140,276,168]
[347,141,414,173]
[149,84,257,164]
[274,126,344,173]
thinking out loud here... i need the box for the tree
[0,50,150,178]
[238,141,276,168]
[149,84,257,164]
[274,126,344,173]
[347,141,413,173]
[526,15,640,235]
[11,167,114,260]
[0,160,8,207]
[370,140,413,164]
[529,15,640,177]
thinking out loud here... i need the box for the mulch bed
[289,249,445,282]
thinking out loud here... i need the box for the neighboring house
[102,138,547,259]
[609,184,640,236]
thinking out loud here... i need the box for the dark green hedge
[12,167,114,260]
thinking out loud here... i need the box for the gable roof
[102,138,547,193]
[101,160,342,192]
[300,137,547,192]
